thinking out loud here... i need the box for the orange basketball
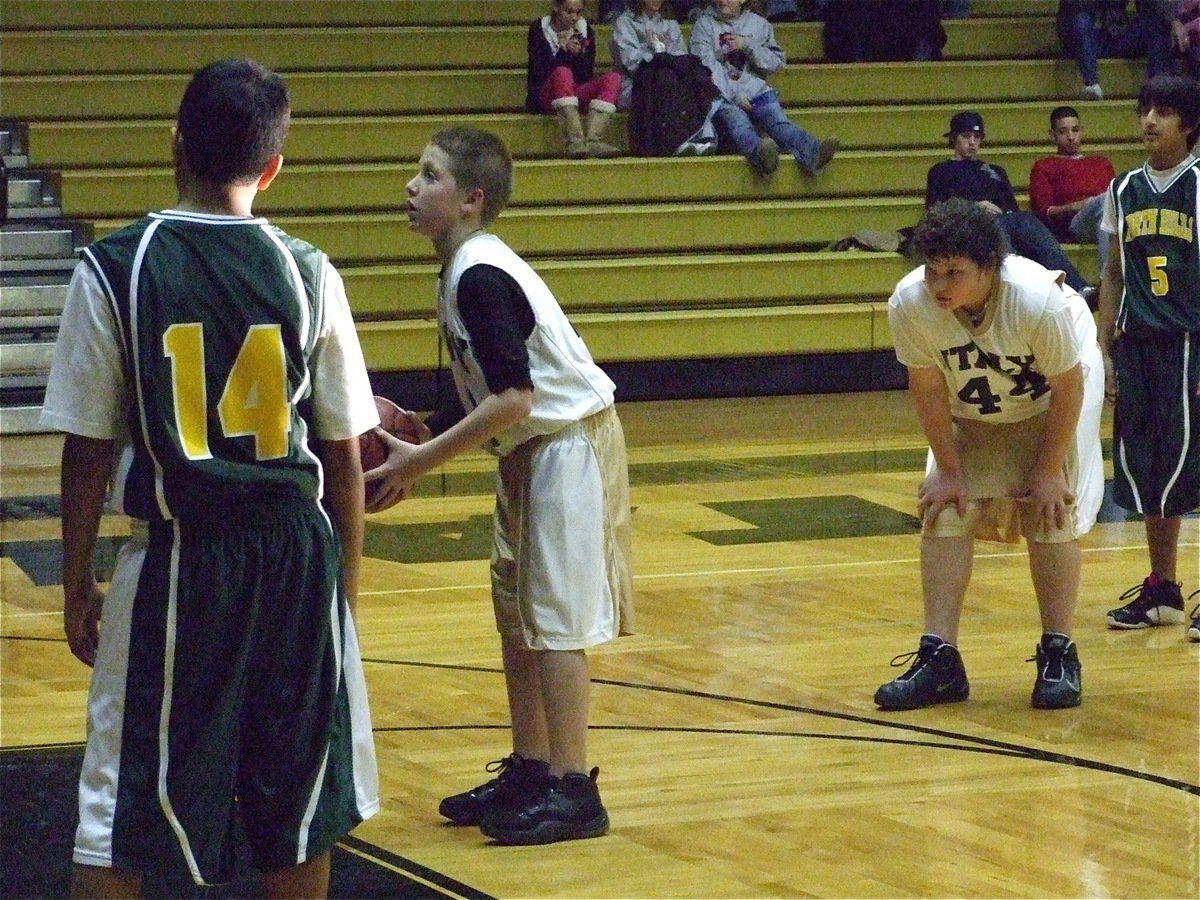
[359,395,420,476]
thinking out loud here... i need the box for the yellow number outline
[163,323,291,461]
[1147,255,1169,297]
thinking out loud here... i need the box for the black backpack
[628,54,720,157]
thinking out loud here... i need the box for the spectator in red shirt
[1030,105,1116,279]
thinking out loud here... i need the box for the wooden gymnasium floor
[2,390,1197,899]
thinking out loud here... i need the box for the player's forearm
[1097,233,1123,354]
[1034,365,1084,478]
[60,434,114,601]
[908,369,961,472]
[410,387,533,477]
[319,437,365,609]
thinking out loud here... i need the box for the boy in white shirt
[876,198,1103,711]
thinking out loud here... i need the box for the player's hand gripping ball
[359,395,421,482]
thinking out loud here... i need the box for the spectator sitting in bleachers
[611,0,721,155]
[690,0,839,177]
[927,110,1093,298]
[1030,105,1116,274]
[820,1,948,62]
[1171,0,1200,77]
[611,0,687,109]
[602,0,703,22]
[526,0,624,158]
[1056,0,1173,100]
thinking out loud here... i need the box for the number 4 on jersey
[163,322,291,461]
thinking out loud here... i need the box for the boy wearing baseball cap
[926,110,1093,301]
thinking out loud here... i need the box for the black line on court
[0,744,490,899]
[338,835,496,900]
[363,657,1200,796]
[0,634,66,643]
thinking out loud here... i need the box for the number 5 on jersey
[1148,255,1169,296]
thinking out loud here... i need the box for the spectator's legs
[575,71,621,111]
[714,99,763,160]
[1069,194,1108,269]
[941,0,970,18]
[997,212,1089,292]
[766,0,799,22]
[538,65,580,113]
[1061,12,1102,91]
[714,100,779,174]
[748,92,820,168]
[1107,9,1173,77]
[749,91,838,175]
[577,73,623,157]
[540,67,588,158]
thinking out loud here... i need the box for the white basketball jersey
[438,233,615,456]
[889,255,1082,424]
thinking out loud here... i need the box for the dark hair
[176,58,290,188]
[626,0,675,12]
[1049,105,1078,128]
[914,199,1009,269]
[1137,75,1200,149]
[429,126,513,226]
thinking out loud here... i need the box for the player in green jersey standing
[1098,75,1200,642]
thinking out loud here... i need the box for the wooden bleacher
[0,0,1150,423]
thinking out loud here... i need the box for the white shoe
[1082,83,1103,100]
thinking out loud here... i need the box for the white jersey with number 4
[889,255,1082,424]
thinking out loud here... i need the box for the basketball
[360,395,421,475]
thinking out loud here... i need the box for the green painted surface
[692,496,921,545]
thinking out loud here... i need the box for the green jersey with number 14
[82,211,328,521]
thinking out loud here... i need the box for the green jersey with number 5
[1111,161,1200,335]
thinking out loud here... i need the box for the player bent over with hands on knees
[39,58,379,897]
[1096,75,1200,642]
[875,198,1104,712]
[365,126,635,845]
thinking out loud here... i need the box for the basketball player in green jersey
[1098,75,1200,641]
[40,59,380,895]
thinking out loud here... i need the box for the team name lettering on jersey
[941,341,1050,414]
[1123,208,1195,242]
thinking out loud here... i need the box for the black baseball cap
[945,110,985,138]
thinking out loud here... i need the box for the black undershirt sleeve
[456,264,536,395]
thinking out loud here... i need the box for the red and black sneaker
[1105,574,1185,629]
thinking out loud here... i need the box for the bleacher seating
[0,0,1152,430]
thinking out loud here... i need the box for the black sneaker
[438,753,551,826]
[1105,574,1185,629]
[1029,633,1082,709]
[874,635,969,710]
[1187,591,1199,643]
[479,767,610,846]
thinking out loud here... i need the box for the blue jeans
[714,91,820,169]
[765,0,799,19]
[1060,8,1172,85]
[998,211,1088,292]
[1069,193,1109,271]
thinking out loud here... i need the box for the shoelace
[1026,644,1068,679]
[1117,579,1151,605]
[484,754,519,779]
[1118,578,1182,612]
[888,647,933,672]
